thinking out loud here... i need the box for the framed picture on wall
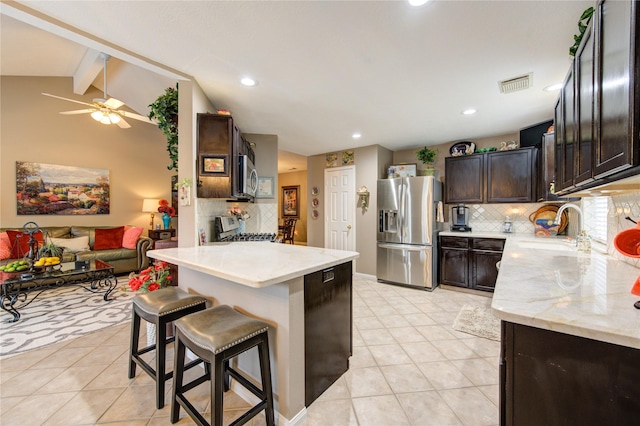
[256,177,275,198]
[200,155,228,175]
[389,163,417,178]
[282,185,300,218]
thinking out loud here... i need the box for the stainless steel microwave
[234,154,258,199]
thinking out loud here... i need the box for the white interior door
[324,166,355,251]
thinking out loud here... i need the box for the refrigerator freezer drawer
[376,243,435,289]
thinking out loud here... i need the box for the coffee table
[0,259,117,322]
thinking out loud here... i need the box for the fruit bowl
[0,260,30,274]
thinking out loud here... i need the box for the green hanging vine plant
[569,7,595,57]
[148,84,179,171]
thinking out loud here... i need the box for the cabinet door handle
[347,225,352,230]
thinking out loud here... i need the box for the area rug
[0,284,133,358]
[452,304,501,341]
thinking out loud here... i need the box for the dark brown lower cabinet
[440,236,469,288]
[440,236,504,292]
[500,322,640,426]
[304,261,352,406]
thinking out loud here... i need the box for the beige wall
[1,76,175,232]
[245,133,279,204]
[278,170,307,243]
[307,144,392,275]
[177,79,215,247]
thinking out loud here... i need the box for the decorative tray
[449,141,476,156]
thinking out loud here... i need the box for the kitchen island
[491,236,640,425]
[147,242,359,426]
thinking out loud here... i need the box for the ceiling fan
[42,54,155,129]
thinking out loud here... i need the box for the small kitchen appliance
[451,204,472,232]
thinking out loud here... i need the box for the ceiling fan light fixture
[91,110,104,122]
[91,109,121,125]
[108,112,121,124]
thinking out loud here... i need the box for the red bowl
[614,224,640,258]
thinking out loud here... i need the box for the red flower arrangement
[128,261,172,293]
[157,199,176,217]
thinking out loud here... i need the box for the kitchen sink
[516,239,576,252]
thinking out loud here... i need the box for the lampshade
[142,199,160,213]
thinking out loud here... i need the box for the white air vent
[498,73,533,94]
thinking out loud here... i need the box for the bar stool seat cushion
[133,287,207,317]
[175,305,269,355]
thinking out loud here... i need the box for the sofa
[0,226,153,275]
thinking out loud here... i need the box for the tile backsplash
[196,199,278,242]
[608,192,640,268]
[447,191,640,269]
[446,202,558,235]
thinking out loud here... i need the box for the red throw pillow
[6,229,44,259]
[94,227,125,250]
[0,232,11,260]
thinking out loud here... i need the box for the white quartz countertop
[439,231,507,239]
[491,235,640,349]
[147,242,359,288]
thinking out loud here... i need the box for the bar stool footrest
[226,366,264,399]
[176,394,209,426]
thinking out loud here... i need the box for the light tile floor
[0,275,499,425]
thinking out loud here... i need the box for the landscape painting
[16,161,110,215]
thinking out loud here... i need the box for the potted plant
[37,241,64,259]
[416,147,438,175]
[148,85,179,172]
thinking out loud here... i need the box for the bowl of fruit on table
[0,260,31,274]
[33,256,61,271]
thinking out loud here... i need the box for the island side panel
[502,322,640,426]
[178,267,306,424]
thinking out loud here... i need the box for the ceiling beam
[72,49,103,95]
[0,1,190,81]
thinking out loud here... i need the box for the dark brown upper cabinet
[445,147,538,204]
[445,154,484,204]
[197,113,234,199]
[555,0,640,195]
[486,148,537,203]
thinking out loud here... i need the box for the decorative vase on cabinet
[162,212,171,230]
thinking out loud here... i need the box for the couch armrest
[136,236,153,271]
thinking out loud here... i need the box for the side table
[148,228,176,241]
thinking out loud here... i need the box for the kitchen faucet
[554,203,591,252]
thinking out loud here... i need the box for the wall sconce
[357,185,370,212]
[142,198,161,229]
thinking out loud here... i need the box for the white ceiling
[1,0,593,172]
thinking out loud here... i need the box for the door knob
[347,225,352,230]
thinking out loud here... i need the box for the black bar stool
[171,305,275,426]
[128,287,208,409]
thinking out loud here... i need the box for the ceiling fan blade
[119,110,156,124]
[116,117,131,129]
[42,92,96,108]
[59,109,95,115]
[104,97,124,109]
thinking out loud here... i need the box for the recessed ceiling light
[240,77,257,87]
[408,0,430,6]
[544,83,563,92]
[462,109,477,115]
[352,132,362,139]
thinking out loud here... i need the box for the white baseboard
[355,272,376,281]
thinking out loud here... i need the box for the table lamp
[142,198,161,229]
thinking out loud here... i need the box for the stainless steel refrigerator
[377,176,442,290]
